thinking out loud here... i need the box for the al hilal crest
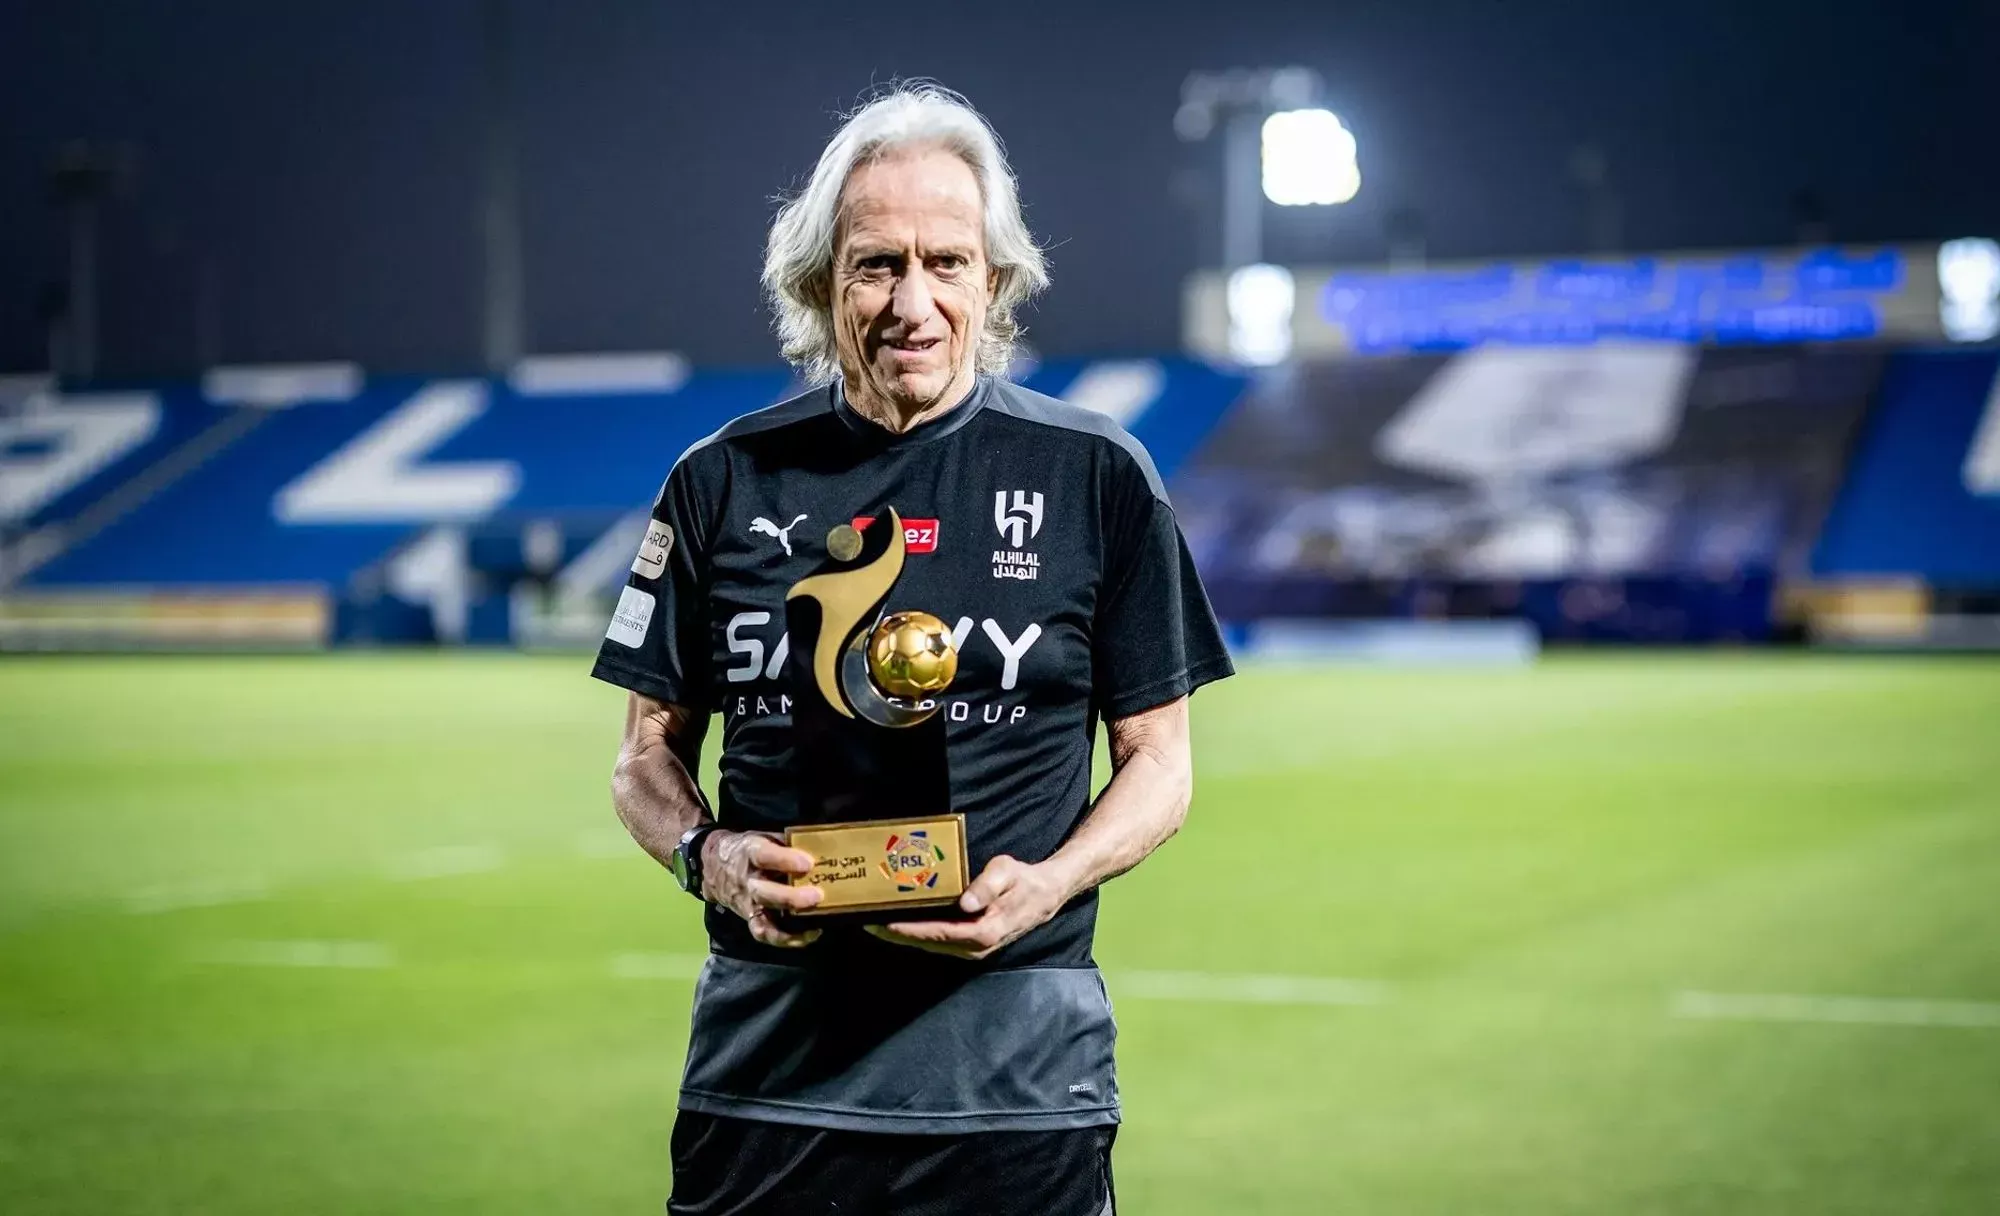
[992,489,1044,581]
[993,490,1043,547]
[880,830,946,892]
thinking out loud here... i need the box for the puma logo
[749,513,809,556]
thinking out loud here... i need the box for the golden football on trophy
[866,610,958,699]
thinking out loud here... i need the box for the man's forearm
[1041,702,1194,904]
[610,695,711,870]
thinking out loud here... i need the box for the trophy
[779,508,969,921]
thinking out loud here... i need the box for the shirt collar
[831,375,990,448]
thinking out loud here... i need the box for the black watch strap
[671,823,725,900]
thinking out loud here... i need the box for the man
[595,84,1233,1215]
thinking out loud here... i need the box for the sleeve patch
[632,521,674,578]
[606,586,656,648]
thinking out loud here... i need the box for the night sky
[4,0,1995,379]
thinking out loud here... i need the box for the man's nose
[890,268,936,328]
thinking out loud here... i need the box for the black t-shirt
[592,374,1233,1133]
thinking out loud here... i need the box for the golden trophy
[779,508,969,920]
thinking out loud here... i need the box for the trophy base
[783,814,969,922]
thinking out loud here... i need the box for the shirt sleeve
[590,457,713,709]
[1092,448,1235,720]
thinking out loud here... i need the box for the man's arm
[867,695,1194,960]
[609,692,711,868]
[1041,695,1195,899]
[611,691,823,946]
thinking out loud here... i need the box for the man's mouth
[884,337,940,355]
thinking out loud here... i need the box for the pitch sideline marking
[1671,990,2000,1029]
[194,940,395,969]
[126,877,270,915]
[384,843,506,881]
[169,943,2000,1030]
[127,842,508,912]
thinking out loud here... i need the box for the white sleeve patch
[606,586,656,648]
[631,521,674,578]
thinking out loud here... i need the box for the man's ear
[987,265,1001,299]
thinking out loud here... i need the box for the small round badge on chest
[825,524,863,562]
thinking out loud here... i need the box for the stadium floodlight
[1177,68,1341,267]
[1938,237,2000,343]
[1226,263,1296,366]
[1261,109,1360,206]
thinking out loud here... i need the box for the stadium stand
[5,345,1996,651]
[1813,349,2000,586]
[0,358,1244,647]
[1177,344,1886,642]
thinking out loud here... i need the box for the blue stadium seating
[13,348,1998,649]
[1812,349,2000,586]
[3,386,224,530]
[16,360,1245,592]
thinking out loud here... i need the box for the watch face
[669,844,695,891]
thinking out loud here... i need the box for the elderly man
[594,85,1233,1215]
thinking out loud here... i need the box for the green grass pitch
[2,652,1997,1213]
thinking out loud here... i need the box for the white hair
[762,84,1050,383]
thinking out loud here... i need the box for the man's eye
[931,255,967,273]
[856,255,898,275]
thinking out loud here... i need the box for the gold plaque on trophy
[788,814,969,916]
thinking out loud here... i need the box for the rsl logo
[993,490,1043,581]
[880,830,947,892]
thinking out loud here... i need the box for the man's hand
[704,830,825,948]
[865,696,1196,961]
[865,854,1069,960]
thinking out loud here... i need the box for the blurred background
[2,2,1997,1213]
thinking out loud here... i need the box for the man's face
[831,147,993,418]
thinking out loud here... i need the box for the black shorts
[667,1111,1116,1216]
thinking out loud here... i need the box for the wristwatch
[669,823,726,900]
